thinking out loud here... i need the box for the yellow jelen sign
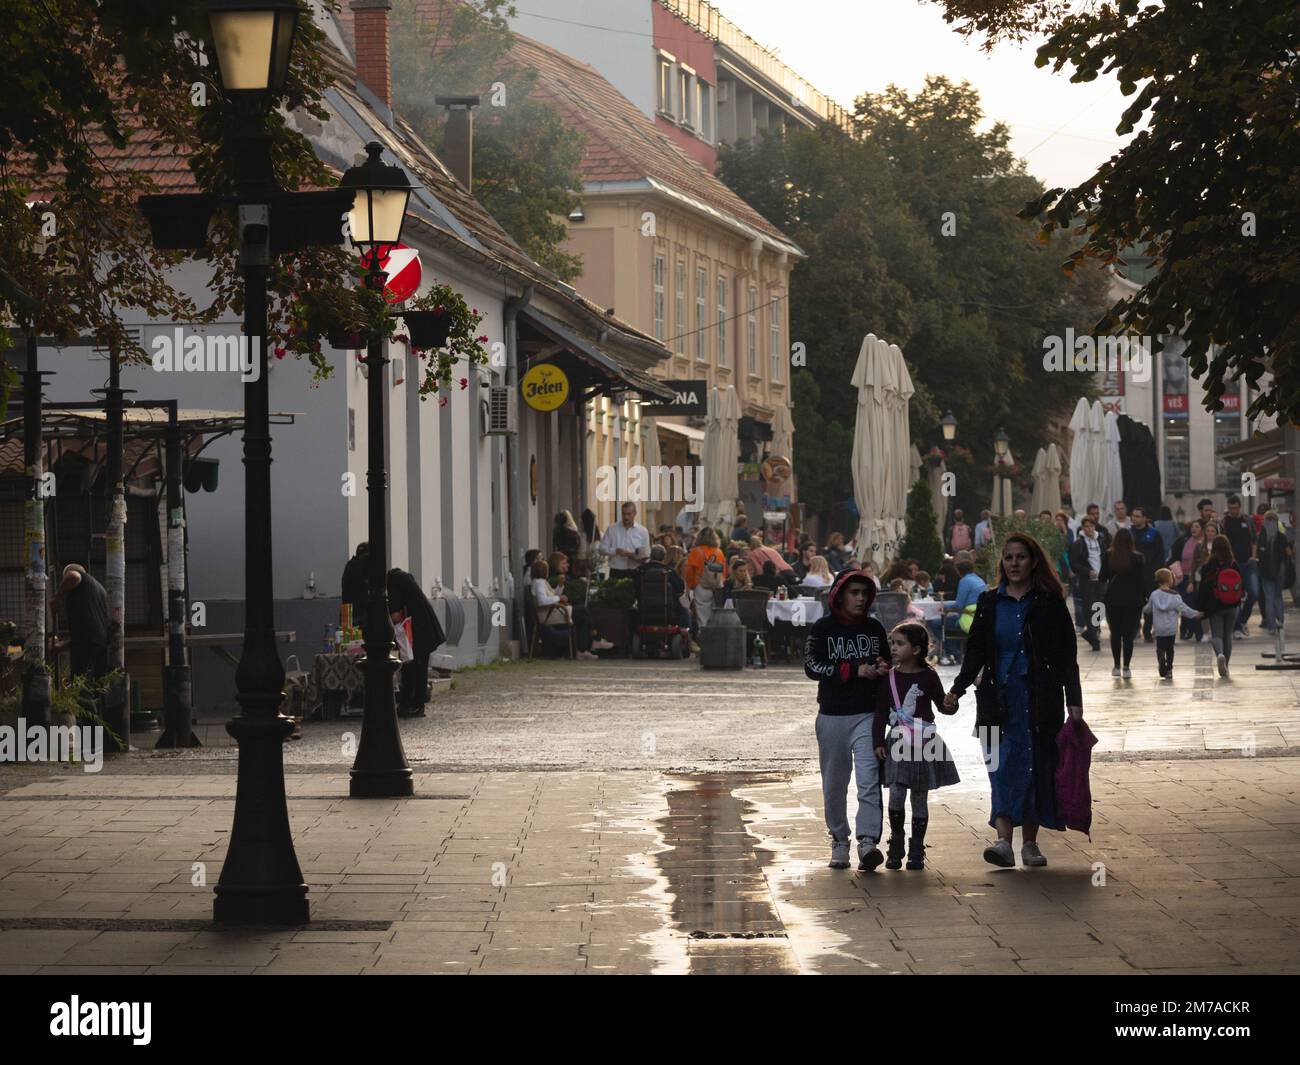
[521,363,570,412]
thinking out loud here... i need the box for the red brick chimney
[351,0,393,109]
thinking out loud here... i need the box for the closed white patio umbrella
[884,343,915,559]
[1101,407,1125,523]
[770,402,794,465]
[1042,442,1063,516]
[641,415,663,531]
[701,385,741,531]
[1067,397,1094,517]
[851,335,889,569]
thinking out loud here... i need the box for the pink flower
[459,377,467,390]
[274,346,287,359]
[439,395,449,408]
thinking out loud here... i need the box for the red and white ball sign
[362,243,422,304]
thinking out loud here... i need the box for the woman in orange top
[685,526,728,629]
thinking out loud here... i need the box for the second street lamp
[342,142,415,799]
[941,411,957,444]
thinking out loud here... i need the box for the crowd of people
[1049,494,1294,679]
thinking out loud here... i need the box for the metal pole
[100,347,129,752]
[213,219,309,923]
[350,256,412,798]
[157,401,198,748]
[21,334,50,726]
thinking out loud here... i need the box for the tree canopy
[929,0,1300,421]
[719,76,1110,524]
[389,0,587,281]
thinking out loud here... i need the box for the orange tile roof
[508,34,797,250]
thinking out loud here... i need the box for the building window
[746,286,758,374]
[716,273,728,368]
[1215,410,1242,490]
[697,80,713,142]
[653,253,665,341]
[679,66,695,128]
[657,56,674,115]
[770,294,782,382]
[695,265,708,361]
[1164,421,1190,493]
[674,259,686,355]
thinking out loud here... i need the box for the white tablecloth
[766,597,824,626]
[912,599,942,621]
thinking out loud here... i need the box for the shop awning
[655,421,705,443]
[519,307,674,403]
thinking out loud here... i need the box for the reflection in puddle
[654,774,801,975]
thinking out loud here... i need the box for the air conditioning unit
[485,385,516,435]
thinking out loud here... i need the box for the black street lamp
[205,0,307,926]
[340,142,415,799]
[994,427,1010,460]
[940,411,957,444]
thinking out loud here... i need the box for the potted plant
[588,577,636,654]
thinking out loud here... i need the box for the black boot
[885,809,906,869]
[906,817,928,870]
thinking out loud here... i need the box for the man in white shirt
[1106,499,1132,538]
[973,509,993,548]
[599,502,650,573]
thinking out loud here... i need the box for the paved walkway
[0,620,1297,974]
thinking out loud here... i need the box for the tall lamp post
[339,142,415,799]
[207,0,308,925]
[940,411,957,446]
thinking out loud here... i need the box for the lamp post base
[348,652,414,798]
[213,885,309,926]
[213,713,309,925]
[349,767,415,798]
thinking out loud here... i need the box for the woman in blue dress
[944,533,1084,868]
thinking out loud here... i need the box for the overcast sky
[711,0,1132,191]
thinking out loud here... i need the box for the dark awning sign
[641,380,707,416]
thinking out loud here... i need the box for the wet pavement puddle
[652,773,802,974]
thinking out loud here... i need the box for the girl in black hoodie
[804,570,892,871]
[1100,528,1147,678]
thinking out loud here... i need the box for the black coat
[341,552,368,609]
[1100,551,1147,611]
[951,586,1082,751]
[1068,534,1104,580]
[386,568,445,654]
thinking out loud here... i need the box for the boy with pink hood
[804,568,892,870]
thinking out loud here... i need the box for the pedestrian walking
[944,533,1084,869]
[1067,515,1105,652]
[1221,495,1258,637]
[1167,519,1208,641]
[1130,507,1164,641]
[1257,510,1294,634]
[949,509,972,554]
[1100,528,1146,679]
[386,567,445,716]
[1143,568,1204,679]
[1195,535,1243,678]
[804,570,891,871]
[873,623,959,871]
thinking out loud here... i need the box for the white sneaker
[983,839,1015,867]
[1121,667,1131,679]
[1111,667,1121,678]
[1200,635,1212,644]
[1021,842,1048,867]
[591,638,614,651]
[1216,653,1228,677]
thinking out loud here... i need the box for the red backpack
[1213,566,1244,606]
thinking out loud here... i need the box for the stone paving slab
[0,758,1294,973]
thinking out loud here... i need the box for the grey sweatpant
[1207,607,1235,663]
[815,712,882,845]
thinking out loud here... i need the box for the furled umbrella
[1030,448,1048,515]
[641,414,663,532]
[851,335,889,569]
[1042,442,1063,516]
[886,343,916,560]
[701,385,741,531]
[1067,397,1094,517]
[1101,407,1125,524]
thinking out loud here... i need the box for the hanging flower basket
[327,329,366,350]
[925,446,946,467]
[401,308,453,350]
